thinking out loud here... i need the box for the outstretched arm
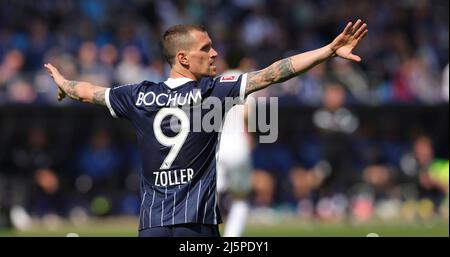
[245,19,368,96]
[44,63,107,106]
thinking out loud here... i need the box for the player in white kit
[217,48,255,237]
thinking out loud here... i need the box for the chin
[201,72,216,78]
[209,68,217,77]
[197,68,216,78]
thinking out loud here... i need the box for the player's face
[186,31,218,79]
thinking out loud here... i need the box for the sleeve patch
[219,75,239,82]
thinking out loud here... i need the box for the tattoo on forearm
[246,57,298,96]
[61,80,106,106]
[92,89,106,106]
[277,58,296,82]
[246,70,263,95]
[61,80,81,101]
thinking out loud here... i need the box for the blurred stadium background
[0,0,448,236]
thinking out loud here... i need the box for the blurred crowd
[0,120,142,229]
[250,93,448,223]
[0,0,448,106]
[0,0,448,230]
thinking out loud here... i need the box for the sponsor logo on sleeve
[219,75,238,82]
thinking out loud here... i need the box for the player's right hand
[44,63,67,101]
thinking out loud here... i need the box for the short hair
[162,24,207,66]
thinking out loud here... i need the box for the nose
[210,48,218,58]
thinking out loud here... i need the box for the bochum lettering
[135,90,202,107]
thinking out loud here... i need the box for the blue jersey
[105,74,247,229]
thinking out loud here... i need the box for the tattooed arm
[246,19,368,96]
[44,63,106,106]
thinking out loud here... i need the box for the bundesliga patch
[220,75,238,82]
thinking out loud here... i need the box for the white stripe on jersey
[185,181,191,223]
[140,191,147,228]
[172,190,176,225]
[196,179,202,222]
[105,88,118,118]
[161,186,167,226]
[213,190,217,225]
[149,189,155,227]
[141,191,147,207]
[239,73,248,104]
[203,184,211,223]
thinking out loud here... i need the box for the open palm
[44,63,67,101]
[331,19,368,62]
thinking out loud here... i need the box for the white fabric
[164,77,194,89]
[223,200,249,237]
[217,70,251,193]
[105,88,118,118]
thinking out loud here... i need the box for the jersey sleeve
[210,73,247,104]
[105,84,136,119]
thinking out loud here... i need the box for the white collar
[164,77,194,89]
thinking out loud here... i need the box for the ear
[176,51,189,66]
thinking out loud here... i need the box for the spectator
[313,82,359,194]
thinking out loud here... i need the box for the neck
[170,66,199,81]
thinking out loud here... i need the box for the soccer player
[44,20,368,237]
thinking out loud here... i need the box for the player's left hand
[330,19,368,62]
